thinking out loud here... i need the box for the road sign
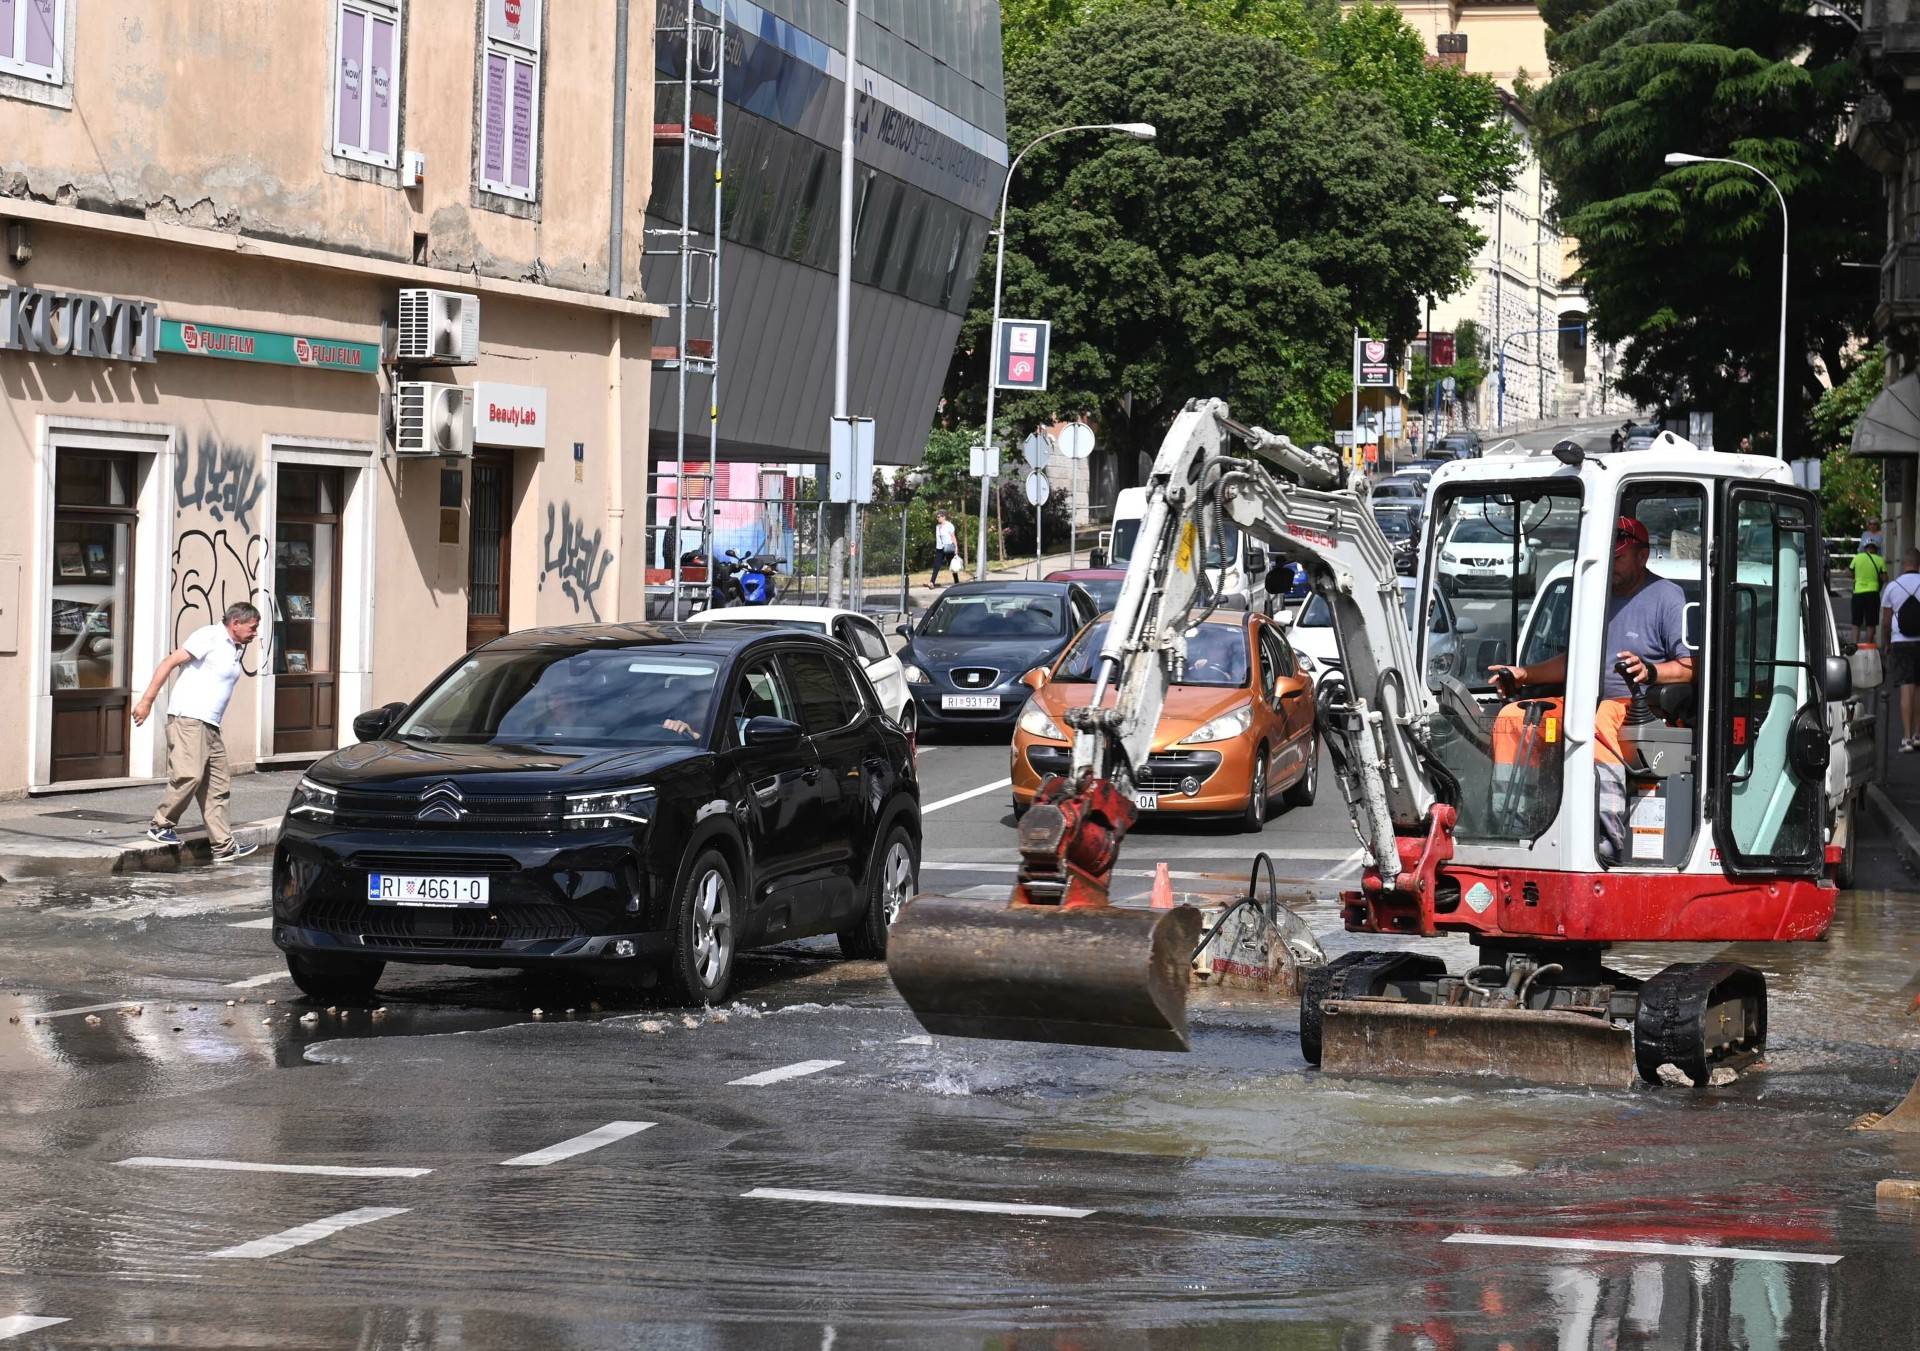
[1357,335,1393,388]
[969,443,1001,478]
[1022,431,1052,468]
[1334,430,1355,447]
[1442,375,1457,395]
[828,416,875,504]
[995,318,1051,391]
[1385,406,1403,436]
[1025,471,1051,506]
[1057,422,1095,459]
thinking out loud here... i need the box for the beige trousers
[151,716,232,847]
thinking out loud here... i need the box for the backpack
[1900,581,1920,640]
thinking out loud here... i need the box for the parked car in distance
[1012,609,1318,830]
[1434,431,1482,459]
[272,624,921,1006]
[1372,503,1419,576]
[1621,423,1662,452]
[896,581,1097,735]
[1400,576,1478,685]
[1436,514,1538,597]
[1371,476,1427,511]
[685,604,911,734]
[1043,567,1127,614]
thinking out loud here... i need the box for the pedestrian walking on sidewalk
[1852,539,1889,635]
[930,510,964,586]
[1883,549,1920,752]
[132,602,262,860]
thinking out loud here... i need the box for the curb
[1867,784,1920,877]
[0,815,283,883]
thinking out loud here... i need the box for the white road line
[0,1317,68,1340]
[728,1058,844,1087]
[225,972,286,988]
[744,1187,1093,1219]
[117,1156,432,1179]
[897,1034,933,1045]
[22,1000,143,1020]
[206,1206,410,1260]
[499,1121,655,1167]
[227,916,275,929]
[920,778,1013,814]
[1443,1233,1842,1266]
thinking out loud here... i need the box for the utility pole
[828,0,859,608]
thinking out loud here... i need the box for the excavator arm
[887,398,1459,1051]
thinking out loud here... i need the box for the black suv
[271,625,920,1005]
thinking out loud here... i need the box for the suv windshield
[1374,510,1414,540]
[922,592,1068,637]
[396,647,720,746]
[1448,519,1517,546]
[1056,621,1250,687]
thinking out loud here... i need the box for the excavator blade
[1319,999,1637,1088]
[886,895,1204,1052]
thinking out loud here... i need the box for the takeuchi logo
[180,323,256,357]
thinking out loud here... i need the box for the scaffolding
[647,0,725,619]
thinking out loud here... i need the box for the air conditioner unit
[396,288,480,365]
[394,381,475,457]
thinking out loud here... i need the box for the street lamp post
[1427,193,1458,454]
[1665,151,1789,459]
[975,121,1156,581]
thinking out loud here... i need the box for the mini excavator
[888,399,1858,1086]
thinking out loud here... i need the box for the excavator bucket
[886,895,1204,1052]
[1863,1074,1920,1132]
[1319,1000,1637,1088]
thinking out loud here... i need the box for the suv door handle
[801,766,820,784]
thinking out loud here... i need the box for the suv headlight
[288,776,337,821]
[1018,703,1065,740]
[564,784,657,830]
[1177,703,1253,746]
[902,662,931,685]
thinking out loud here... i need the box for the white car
[685,605,913,733]
[1435,515,1538,597]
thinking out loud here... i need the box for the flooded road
[3,830,1919,1348]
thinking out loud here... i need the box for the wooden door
[49,452,138,782]
[466,452,513,651]
[272,467,344,755]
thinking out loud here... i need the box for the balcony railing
[1875,238,1920,334]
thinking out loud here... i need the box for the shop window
[478,0,542,203]
[333,0,403,170]
[0,0,64,89]
[49,452,138,783]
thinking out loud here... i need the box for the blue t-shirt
[1601,575,1689,700]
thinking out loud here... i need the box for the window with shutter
[478,0,541,203]
[332,0,402,169]
[0,0,64,88]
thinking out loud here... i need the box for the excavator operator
[1484,516,1693,862]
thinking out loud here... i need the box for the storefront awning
[1852,372,1920,458]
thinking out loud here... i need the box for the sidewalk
[855,547,1091,615]
[1868,682,1920,877]
[0,769,297,881]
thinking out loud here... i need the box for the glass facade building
[645,0,1007,467]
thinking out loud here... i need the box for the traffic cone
[1150,861,1175,909]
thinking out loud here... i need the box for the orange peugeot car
[1009,609,1320,831]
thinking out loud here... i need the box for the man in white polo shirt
[133,602,262,861]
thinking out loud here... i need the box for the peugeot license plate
[941,694,1001,711]
[367,874,490,907]
[1133,793,1159,811]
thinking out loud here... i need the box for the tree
[1809,350,1886,538]
[943,7,1478,475]
[1532,0,1878,456]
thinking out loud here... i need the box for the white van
[1099,485,1267,606]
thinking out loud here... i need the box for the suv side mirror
[895,622,912,640]
[743,715,805,748]
[1021,667,1049,691]
[352,702,407,743]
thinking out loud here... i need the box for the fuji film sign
[474,381,548,448]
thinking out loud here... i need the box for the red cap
[1614,516,1649,553]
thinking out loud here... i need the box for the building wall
[0,1,662,798]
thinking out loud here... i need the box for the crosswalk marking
[499,1121,655,1167]
[207,1206,410,1259]
[728,1059,843,1087]
[743,1187,1093,1219]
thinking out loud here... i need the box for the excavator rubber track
[1305,951,1769,1089]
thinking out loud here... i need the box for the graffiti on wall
[540,501,613,621]
[172,528,271,674]
[176,434,265,533]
